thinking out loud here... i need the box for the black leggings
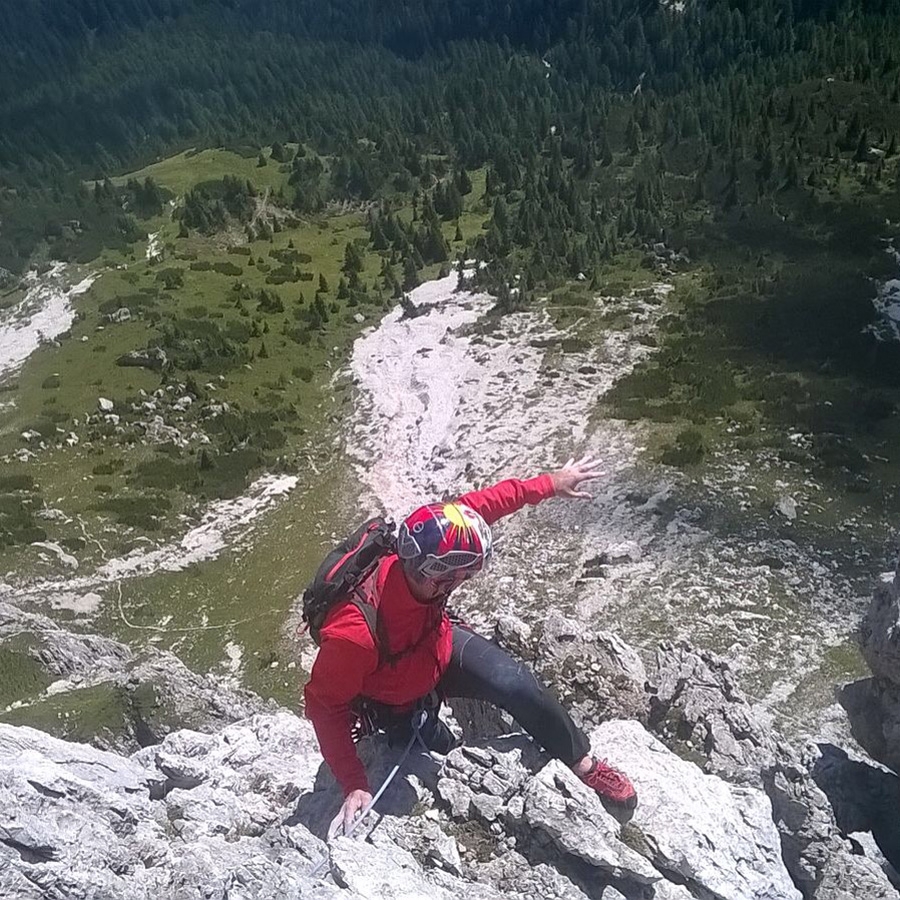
[437,625,590,766]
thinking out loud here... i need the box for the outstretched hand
[550,454,604,500]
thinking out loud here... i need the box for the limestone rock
[97,397,114,412]
[592,720,801,900]
[531,612,649,725]
[3,599,897,900]
[776,496,798,520]
[521,760,660,885]
[650,640,779,782]
[329,837,448,898]
[0,714,340,899]
[808,743,900,885]
[848,831,900,890]
[107,307,132,323]
[842,564,900,773]
[859,566,900,686]
[763,751,897,899]
[117,347,168,371]
[141,414,185,446]
[603,540,643,564]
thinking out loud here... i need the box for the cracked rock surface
[1,611,898,899]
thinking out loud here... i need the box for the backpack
[301,516,397,646]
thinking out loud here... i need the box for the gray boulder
[645,641,896,899]
[0,715,334,900]
[763,750,897,899]
[649,640,779,782]
[807,742,900,889]
[117,347,168,371]
[843,565,900,774]
[501,611,650,726]
[522,760,660,886]
[593,719,801,900]
[107,307,132,323]
[861,565,900,684]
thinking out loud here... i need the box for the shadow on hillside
[838,678,897,772]
[811,742,900,877]
[683,194,900,391]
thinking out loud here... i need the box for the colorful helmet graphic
[397,502,493,590]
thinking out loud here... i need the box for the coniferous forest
[2,1,899,278]
[2,0,900,478]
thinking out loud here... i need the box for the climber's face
[403,565,459,604]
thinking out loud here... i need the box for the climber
[303,455,638,834]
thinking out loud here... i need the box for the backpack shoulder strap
[347,589,379,646]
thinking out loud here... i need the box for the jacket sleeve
[304,637,379,796]
[456,474,556,526]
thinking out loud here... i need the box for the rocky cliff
[1,605,898,900]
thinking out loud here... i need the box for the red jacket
[303,475,556,795]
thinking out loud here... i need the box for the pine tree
[455,255,467,292]
[599,135,614,167]
[626,119,643,155]
[855,129,869,162]
[343,241,364,275]
[403,256,420,291]
[372,221,389,251]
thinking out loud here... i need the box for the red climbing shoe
[578,758,638,810]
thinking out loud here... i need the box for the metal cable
[308,709,429,878]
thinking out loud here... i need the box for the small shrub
[224,320,252,343]
[93,493,172,530]
[212,261,243,276]
[155,268,185,290]
[285,326,311,345]
[0,474,35,491]
[661,428,706,467]
[131,457,201,492]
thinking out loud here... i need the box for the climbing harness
[307,708,430,878]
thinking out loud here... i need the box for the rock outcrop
[841,563,900,774]
[818,561,900,887]
[0,712,802,900]
[503,614,898,899]
[116,347,168,371]
[0,602,270,753]
[1,607,898,899]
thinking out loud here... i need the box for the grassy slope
[0,150,487,560]
[0,148,488,706]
